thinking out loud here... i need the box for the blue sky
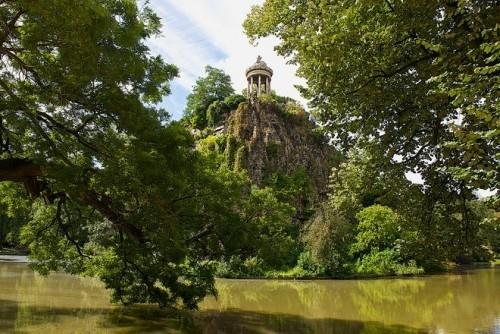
[145,0,306,120]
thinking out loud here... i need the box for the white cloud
[147,0,306,118]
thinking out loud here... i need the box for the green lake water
[0,261,498,333]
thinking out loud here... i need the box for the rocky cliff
[221,99,335,199]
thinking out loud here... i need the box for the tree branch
[186,223,215,243]
[348,54,435,95]
[0,158,145,243]
[0,9,25,46]
[0,158,42,180]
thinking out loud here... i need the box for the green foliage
[184,66,235,129]
[478,204,500,256]
[328,148,412,222]
[304,144,497,275]
[257,251,326,279]
[351,206,424,276]
[0,183,30,248]
[351,205,401,256]
[215,255,266,278]
[284,102,308,125]
[257,94,308,126]
[224,136,240,168]
[244,0,499,195]
[426,198,495,264]
[354,249,424,277]
[0,0,273,310]
[234,145,247,171]
[223,94,246,110]
[263,168,314,206]
[206,101,224,128]
[241,187,296,268]
[205,94,246,129]
[303,203,353,275]
[212,186,297,277]
[295,251,325,276]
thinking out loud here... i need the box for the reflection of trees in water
[1,265,499,333]
[208,279,330,314]
[350,278,452,326]
[0,263,113,331]
[350,271,500,332]
[209,270,500,333]
[198,310,425,334]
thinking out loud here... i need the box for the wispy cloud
[146,0,306,119]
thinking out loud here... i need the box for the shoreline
[1,254,497,281]
[0,255,29,263]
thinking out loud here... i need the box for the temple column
[250,76,254,95]
[266,77,270,94]
[258,76,261,96]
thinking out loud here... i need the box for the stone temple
[246,56,273,97]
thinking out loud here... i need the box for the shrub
[354,249,424,276]
[351,205,400,256]
[296,251,325,276]
[243,256,266,277]
[215,256,266,278]
[303,203,354,275]
[234,146,247,171]
[224,94,246,110]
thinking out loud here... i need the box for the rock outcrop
[222,100,335,198]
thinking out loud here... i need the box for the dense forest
[0,0,498,309]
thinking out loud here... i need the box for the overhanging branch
[0,158,145,243]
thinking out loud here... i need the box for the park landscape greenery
[0,0,498,310]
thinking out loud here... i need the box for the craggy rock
[222,100,335,198]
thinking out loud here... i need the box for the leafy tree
[213,185,298,278]
[0,0,253,309]
[223,94,246,110]
[351,205,401,256]
[241,186,296,268]
[196,138,297,271]
[244,0,499,192]
[206,100,225,128]
[305,146,496,273]
[476,201,500,256]
[262,167,316,221]
[184,66,235,128]
[303,203,353,275]
[0,182,30,248]
[351,205,423,276]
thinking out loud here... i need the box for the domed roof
[246,56,273,77]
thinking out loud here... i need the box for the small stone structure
[246,56,273,97]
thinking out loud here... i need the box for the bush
[296,251,325,276]
[354,249,424,276]
[303,203,353,275]
[206,100,226,128]
[224,94,246,110]
[351,205,400,256]
[243,256,266,277]
[215,256,266,278]
[234,146,247,171]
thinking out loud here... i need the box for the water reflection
[0,263,499,333]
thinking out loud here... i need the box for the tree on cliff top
[0,0,250,309]
[184,66,235,129]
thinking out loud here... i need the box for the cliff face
[222,100,334,198]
